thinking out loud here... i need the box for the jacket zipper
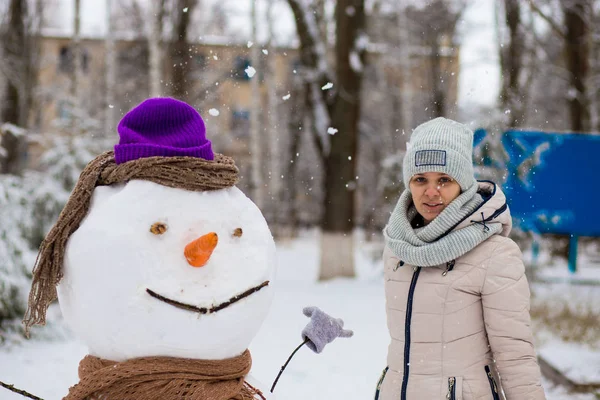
[485,365,500,400]
[446,377,456,400]
[442,260,455,276]
[400,266,421,400]
[374,366,389,400]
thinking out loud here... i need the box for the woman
[377,118,546,399]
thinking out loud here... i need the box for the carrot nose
[184,232,218,267]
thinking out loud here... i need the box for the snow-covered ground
[0,230,598,399]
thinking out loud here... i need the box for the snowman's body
[57,180,276,399]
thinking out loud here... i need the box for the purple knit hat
[114,97,214,164]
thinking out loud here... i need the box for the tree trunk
[105,0,116,136]
[250,0,263,209]
[397,3,413,137]
[71,0,82,115]
[282,80,305,238]
[287,0,366,280]
[563,0,590,132]
[170,0,195,100]
[266,0,280,232]
[318,0,366,280]
[149,0,165,97]
[500,0,525,127]
[0,124,27,175]
[430,39,445,117]
[1,0,26,125]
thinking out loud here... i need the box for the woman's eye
[413,177,426,183]
[150,222,168,235]
[439,177,452,184]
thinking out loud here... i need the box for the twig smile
[146,281,270,315]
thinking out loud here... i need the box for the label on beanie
[415,150,447,167]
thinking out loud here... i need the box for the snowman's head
[20,97,278,361]
[57,180,276,361]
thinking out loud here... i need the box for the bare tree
[266,0,281,231]
[282,76,306,238]
[250,0,264,209]
[149,0,167,97]
[169,0,197,101]
[288,0,367,279]
[529,0,592,132]
[405,1,466,118]
[1,0,26,125]
[563,0,591,131]
[71,0,82,115]
[1,0,43,128]
[499,0,527,127]
[105,0,117,136]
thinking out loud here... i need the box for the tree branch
[528,0,566,39]
[0,380,44,400]
[287,0,334,156]
[287,0,334,105]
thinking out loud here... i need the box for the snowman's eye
[233,228,243,238]
[150,222,168,235]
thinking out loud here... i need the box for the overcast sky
[46,0,500,108]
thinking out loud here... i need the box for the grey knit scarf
[383,183,502,267]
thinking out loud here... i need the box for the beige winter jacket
[377,182,545,400]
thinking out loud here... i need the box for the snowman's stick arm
[0,379,44,400]
[269,337,310,393]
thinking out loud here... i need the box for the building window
[231,56,251,81]
[81,49,89,73]
[58,46,90,74]
[195,53,207,69]
[231,109,250,137]
[59,46,72,73]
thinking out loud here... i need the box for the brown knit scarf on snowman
[23,150,239,335]
[63,349,263,400]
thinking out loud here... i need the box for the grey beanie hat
[403,117,477,191]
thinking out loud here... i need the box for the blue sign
[501,130,600,237]
[474,129,600,274]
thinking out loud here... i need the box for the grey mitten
[301,306,354,354]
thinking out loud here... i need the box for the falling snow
[208,108,220,116]
[245,66,257,78]
[327,127,338,135]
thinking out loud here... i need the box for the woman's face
[409,172,461,224]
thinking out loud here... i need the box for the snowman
[23,98,277,399]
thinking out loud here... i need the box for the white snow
[1,231,598,399]
[209,108,220,116]
[321,82,334,91]
[539,341,600,385]
[245,66,257,78]
[282,93,291,101]
[349,51,363,73]
[327,127,338,135]
[56,181,276,361]
[1,123,26,138]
